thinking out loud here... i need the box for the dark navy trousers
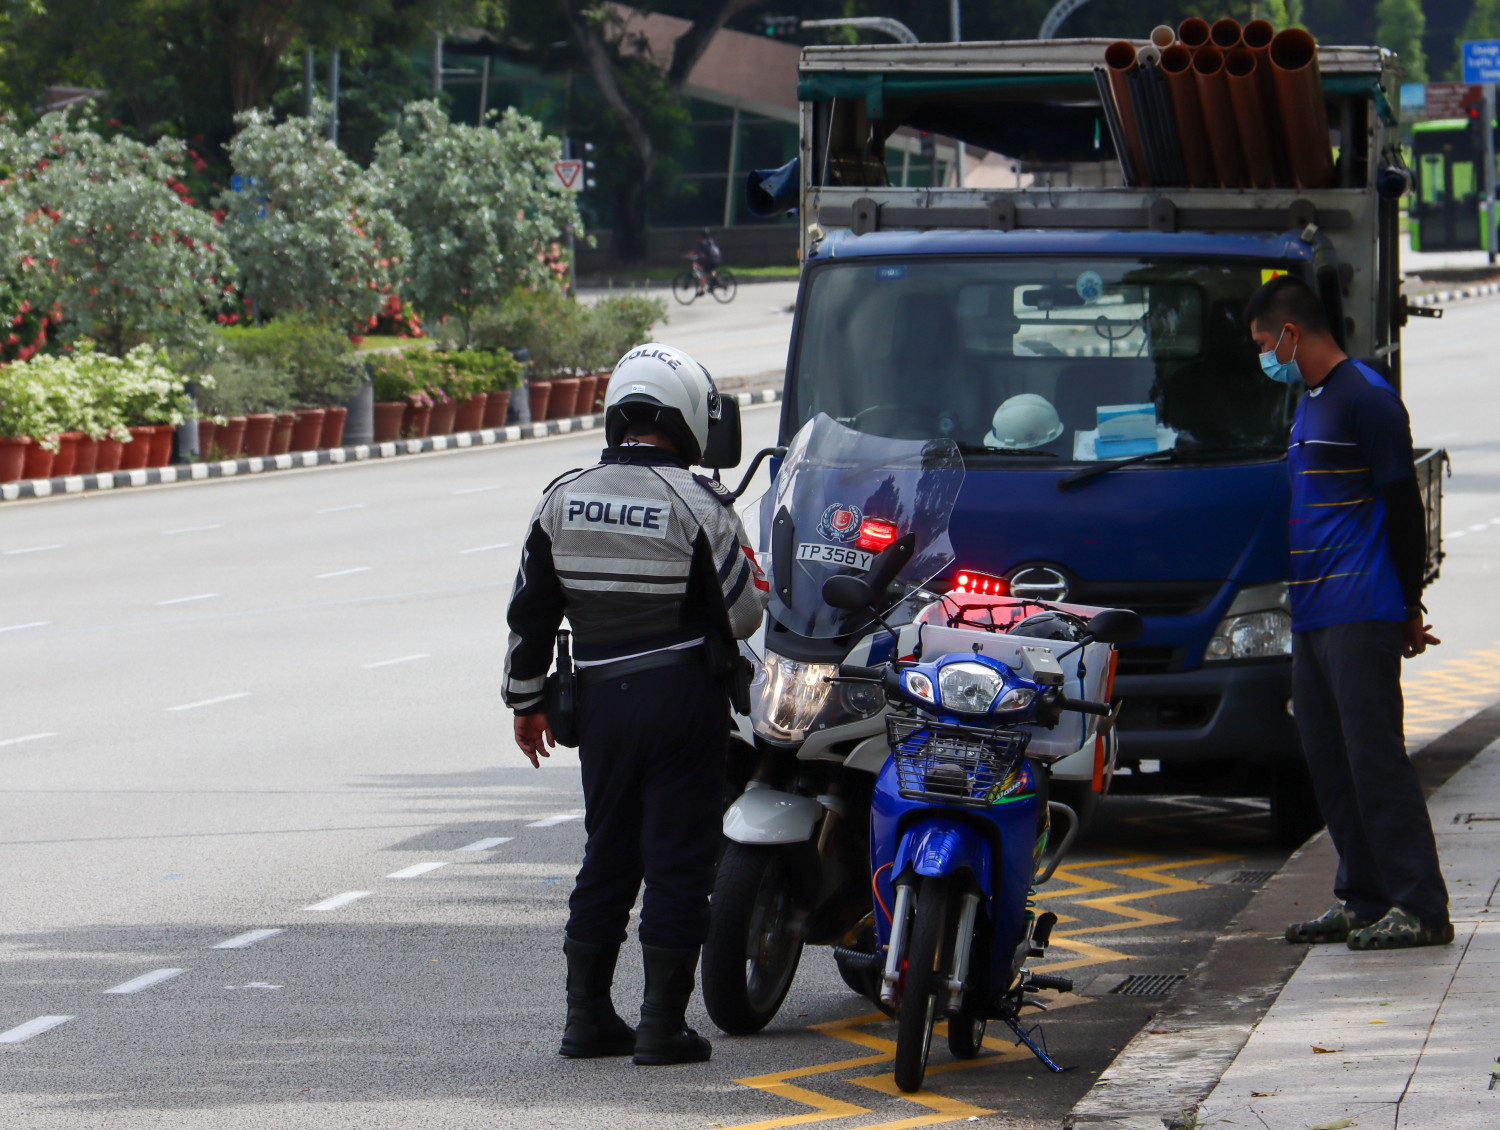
[566,664,728,949]
[1292,621,1449,927]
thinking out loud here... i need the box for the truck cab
[754,37,1443,840]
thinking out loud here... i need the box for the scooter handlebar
[1057,695,1112,717]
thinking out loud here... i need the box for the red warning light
[855,518,899,552]
[952,570,1009,596]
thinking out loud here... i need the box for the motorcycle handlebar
[1057,695,1112,717]
[837,663,886,681]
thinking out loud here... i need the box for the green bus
[1409,117,1496,252]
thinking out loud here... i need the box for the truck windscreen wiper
[1056,443,1284,491]
[956,442,1058,458]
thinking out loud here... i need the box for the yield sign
[552,160,584,192]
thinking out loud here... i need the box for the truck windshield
[790,257,1297,462]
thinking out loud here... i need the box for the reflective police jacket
[503,445,769,714]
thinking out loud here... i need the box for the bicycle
[673,260,737,305]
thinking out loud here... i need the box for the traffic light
[762,16,800,38]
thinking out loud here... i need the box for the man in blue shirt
[1245,275,1450,949]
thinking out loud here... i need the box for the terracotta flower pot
[121,425,154,470]
[269,413,296,456]
[0,436,31,483]
[73,435,99,476]
[593,373,611,412]
[455,393,488,433]
[196,420,217,461]
[95,437,124,473]
[373,402,406,443]
[290,408,326,452]
[573,375,598,418]
[22,440,56,480]
[429,398,459,436]
[147,424,174,468]
[548,377,581,420]
[527,380,552,422]
[482,389,512,428]
[242,413,276,457]
[401,402,432,439]
[216,416,247,459]
[319,405,348,449]
[52,432,84,476]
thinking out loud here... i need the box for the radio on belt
[1018,646,1065,687]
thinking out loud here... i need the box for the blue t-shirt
[1286,358,1413,632]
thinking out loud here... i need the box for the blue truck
[748,37,1445,843]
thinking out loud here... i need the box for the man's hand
[514,713,555,768]
[1402,617,1441,658]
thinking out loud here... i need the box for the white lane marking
[305,891,371,911]
[316,567,371,579]
[453,485,501,495]
[155,593,219,607]
[0,732,57,749]
[387,861,449,879]
[1468,524,1488,532]
[164,525,222,535]
[166,692,251,712]
[226,982,281,990]
[0,1015,73,1043]
[0,621,50,634]
[3,544,62,555]
[526,813,584,829]
[1450,530,1466,538]
[362,654,429,669]
[460,543,511,554]
[104,968,186,995]
[457,836,514,852]
[316,504,367,513]
[213,928,284,950]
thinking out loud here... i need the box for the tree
[373,100,584,346]
[222,103,410,333]
[1376,0,1427,82]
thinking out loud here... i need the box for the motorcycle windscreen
[750,413,963,638]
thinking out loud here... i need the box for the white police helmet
[604,343,721,463]
[983,394,1064,450]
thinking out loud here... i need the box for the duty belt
[577,645,707,689]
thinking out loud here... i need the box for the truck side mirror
[701,396,742,469]
[1087,608,1143,644]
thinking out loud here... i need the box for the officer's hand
[1402,617,1441,658]
[514,713,555,768]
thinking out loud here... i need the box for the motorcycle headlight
[750,654,837,742]
[937,662,1006,713]
[1206,581,1292,661]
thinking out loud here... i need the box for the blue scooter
[821,548,1141,1092]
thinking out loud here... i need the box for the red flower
[5,334,16,345]
[348,333,365,345]
[216,313,228,324]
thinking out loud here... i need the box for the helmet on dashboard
[983,394,1064,450]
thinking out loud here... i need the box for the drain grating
[1229,869,1276,885]
[1110,973,1187,997]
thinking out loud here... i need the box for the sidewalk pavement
[1195,742,1500,1129]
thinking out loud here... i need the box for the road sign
[1462,40,1500,85]
[1404,81,1485,122]
[552,160,584,192]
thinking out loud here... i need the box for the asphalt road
[0,300,1492,1129]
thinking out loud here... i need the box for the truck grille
[1070,579,1222,618]
[1116,695,1220,731]
[1114,646,1180,676]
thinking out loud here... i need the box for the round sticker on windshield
[1075,271,1104,303]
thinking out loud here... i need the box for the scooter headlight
[937,662,1006,713]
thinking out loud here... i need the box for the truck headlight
[1206,581,1291,661]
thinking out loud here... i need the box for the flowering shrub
[0,342,192,442]
[469,289,665,379]
[222,104,409,334]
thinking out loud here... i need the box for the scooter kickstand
[1002,1015,1072,1074]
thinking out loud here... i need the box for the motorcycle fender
[722,786,822,845]
[894,818,992,896]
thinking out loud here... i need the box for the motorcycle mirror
[822,574,873,611]
[700,396,742,469]
[1087,608,1143,644]
[865,532,916,595]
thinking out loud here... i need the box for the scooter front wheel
[702,843,804,1035]
[893,875,952,1093]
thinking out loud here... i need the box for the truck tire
[1270,760,1325,848]
[894,875,951,1093]
[702,843,804,1035]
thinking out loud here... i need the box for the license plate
[797,542,874,570]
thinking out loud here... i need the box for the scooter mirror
[822,574,873,611]
[1087,607,1144,644]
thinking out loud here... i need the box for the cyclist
[688,228,723,296]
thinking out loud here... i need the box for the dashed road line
[305,891,371,912]
[164,524,222,535]
[526,813,583,828]
[453,485,501,495]
[0,732,56,748]
[212,928,284,950]
[387,862,449,879]
[460,543,511,554]
[0,1015,73,1044]
[104,968,186,995]
[316,566,372,579]
[0,621,50,633]
[457,836,513,852]
[156,593,219,606]
[362,654,429,669]
[166,692,251,712]
[316,504,367,513]
[3,544,62,555]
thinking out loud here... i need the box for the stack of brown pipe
[1102,17,1335,190]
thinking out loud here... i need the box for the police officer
[504,344,768,1065]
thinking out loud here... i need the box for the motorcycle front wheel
[893,875,952,1093]
[702,843,805,1035]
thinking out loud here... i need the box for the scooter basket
[887,717,1031,809]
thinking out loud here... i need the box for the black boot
[633,944,712,1065]
[560,936,636,1058]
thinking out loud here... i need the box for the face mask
[1259,326,1302,385]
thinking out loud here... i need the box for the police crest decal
[818,503,863,543]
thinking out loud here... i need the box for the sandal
[1286,903,1369,944]
[1347,906,1453,950]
